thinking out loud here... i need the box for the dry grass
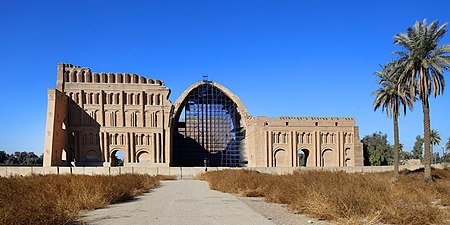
[154,174,178,180]
[198,168,450,225]
[0,174,160,225]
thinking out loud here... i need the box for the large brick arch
[170,81,250,167]
[171,81,249,128]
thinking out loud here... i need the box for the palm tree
[446,137,450,152]
[373,62,414,178]
[393,19,450,182]
[430,129,441,164]
[445,137,450,161]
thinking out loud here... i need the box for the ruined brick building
[44,63,363,167]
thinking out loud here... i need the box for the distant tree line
[363,132,450,166]
[0,151,43,165]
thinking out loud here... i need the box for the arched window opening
[100,73,108,83]
[94,73,100,83]
[155,94,160,105]
[111,150,124,166]
[74,93,80,104]
[86,72,92,83]
[72,71,78,82]
[80,71,85,82]
[154,112,158,127]
[123,93,127,105]
[143,93,147,105]
[62,149,67,161]
[109,93,114,104]
[117,73,123,83]
[297,149,309,167]
[114,93,120,104]
[64,71,70,82]
[149,94,154,105]
[138,134,144,145]
[148,135,152,145]
[109,73,115,83]
[136,93,140,105]
[88,93,93,104]
[129,93,134,105]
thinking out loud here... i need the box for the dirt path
[82,180,332,225]
[81,180,275,225]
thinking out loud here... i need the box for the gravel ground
[236,195,333,225]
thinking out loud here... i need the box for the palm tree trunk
[422,99,432,182]
[393,115,400,178]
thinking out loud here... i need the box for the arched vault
[170,80,249,167]
[172,81,249,128]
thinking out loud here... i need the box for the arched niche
[321,149,334,167]
[137,150,151,163]
[274,149,288,167]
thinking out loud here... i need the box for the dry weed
[201,168,450,225]
[0,174,160,225]
[154,175,178,180]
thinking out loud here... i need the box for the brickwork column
[290,131,294,167]
[156,133,160,163]
[100,91,105,126]
[130,132,135,163]
[141,91,145,127]
[269,131,273,167]
[153,133,157,163]
[121,91,125,127]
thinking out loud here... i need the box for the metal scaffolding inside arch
[172,80,245,167]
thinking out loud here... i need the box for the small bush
[0,174,160,225]
[200,169,450,225]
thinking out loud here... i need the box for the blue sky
[1,0,449,155]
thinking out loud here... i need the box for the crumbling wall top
[58,63,164,86]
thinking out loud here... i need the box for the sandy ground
[81,180,332,225]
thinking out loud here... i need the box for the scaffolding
[173,80,244,167]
